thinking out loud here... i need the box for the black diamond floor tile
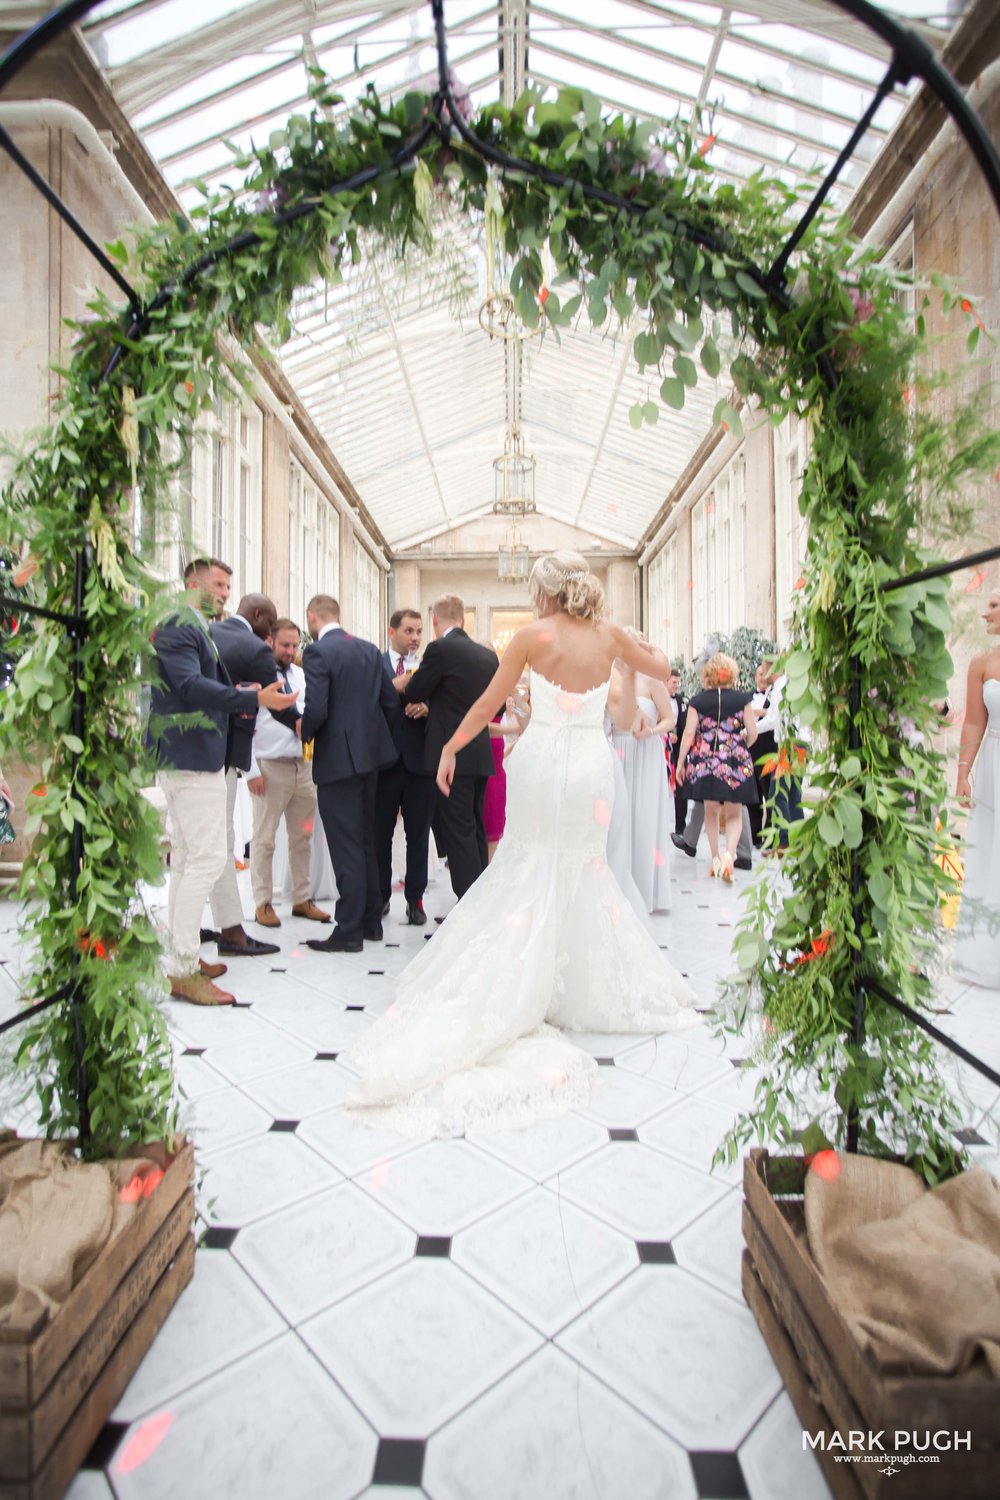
[595,1057,616,1067]
[636,1241,676,1264]
[373,1436,426,1486]
[609,1128,639,1142]
[270,1119,299,1132]
[181,1046,206,1057]
[82,1419,129,1471]
[955,1126,989,1146]
[202,1226,240,1249]
[315,1051,339,1061]
[346,1004,365,1012]
[415,1236,451,1258]
[368,969,385,976]
[690,1450,748,1498]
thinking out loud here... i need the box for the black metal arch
[1,0,999,1154]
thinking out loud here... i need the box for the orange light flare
[454,730,470,748]
[538,286,549,305]
[119,1167,165,1204]
[793,576,806,592]
[805,1149,841,1183]
[557,692,584,714]
[964,569,986,594]
[652,847,665,868]
[30,784,47,797]
[697,132,717,156]
[686,580,695,591]
[115,1411,175,1475]
[302,818,314,834]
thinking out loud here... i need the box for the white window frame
[773,413,811,643]
[352,537,380,644]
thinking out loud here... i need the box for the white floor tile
[425,1344,697,1500]
[617,1037,733,1094]
[233,1181,415,1324]
[63,1474,114,1500]
[237,1059,354,1119]
[557,1267,782,1448]
[112,1252,286,1422]
[173,1053,231,1103]
[469,1111,607,1181]
[297,1103,429,1176]
[740,1393,833,1500]
[453,1186,637,1335]
[672,1188,745,1301]
[202,1027,314,1084]
[556,1142,727,1240]
[579,1066,681,1128]
[300,1259,543,1437]
[360,1139,531,1235]
[639,1095,743,1185]
[109,1334,376,1500]
[201,1133,342,1225]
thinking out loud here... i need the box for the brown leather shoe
[255,902,281,927]
[169,973,235,1006]
[291,901,331,923]
[199,958,228,979]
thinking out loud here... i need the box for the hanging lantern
[497,527,530,582]
[493,429,536,515]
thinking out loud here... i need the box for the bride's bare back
[512,613,670,695]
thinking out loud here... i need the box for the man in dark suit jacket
[150,586,295,1006]
[375,608,435,926]
[300,594,399,954]
[208,593,299,959]
[398,594,499,901]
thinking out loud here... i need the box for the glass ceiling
[3,1,968,550]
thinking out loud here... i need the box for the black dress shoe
[734,856,753,872]
[306,931,363,954]
[200,927,221,944]
[406,900,428,926]
[382,900,391,917]
[670,833,696,857]
[363,924,383,942]
[217,935,280,957]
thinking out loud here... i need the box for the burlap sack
[805,1153,1000,1377]
[0,1139,160,1336]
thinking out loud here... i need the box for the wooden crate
[0,1138,195,1500]
[743,1149,999,1500]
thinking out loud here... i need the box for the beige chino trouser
[250,756,318,908]
[157,767,228,976]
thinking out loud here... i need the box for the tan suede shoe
[169,973,235,1006]
[291,901,331,922]
[255,902,281,927]
[199,958,228,979]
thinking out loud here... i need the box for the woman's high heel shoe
[710,855,723,879]
[721,855,735,883]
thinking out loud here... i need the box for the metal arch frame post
[1,0,998,1157]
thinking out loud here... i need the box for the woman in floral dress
[676,652,758,881]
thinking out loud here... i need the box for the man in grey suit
[300,595,399,954]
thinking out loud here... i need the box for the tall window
[287,458,340,624]
[202,396,263,601]
[773,413,811,642]
[713,454,747,635]
[691,494,711,651]
[647,541,679,657]
[353,537,380,644]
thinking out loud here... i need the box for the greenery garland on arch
[2,78,997,1169]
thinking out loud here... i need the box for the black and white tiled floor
[1,849,997,1500]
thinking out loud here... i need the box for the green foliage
[1,79,995,1171]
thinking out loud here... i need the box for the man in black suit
[375,608,435,926]
[667,664,690,839]
[208,590,299,960]
[150,582,296,1005]
[300,594,399,954]
[398,594,499,901]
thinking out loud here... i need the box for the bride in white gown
[345,552,698,1136]
[953,587,1000,988]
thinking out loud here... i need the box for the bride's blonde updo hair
[528,551,605,623]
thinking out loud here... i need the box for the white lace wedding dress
[345,669,699,1136]
[953,677,1000,988]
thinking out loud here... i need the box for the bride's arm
[957,656,987,805]
[609,624,672,681]
[437,631,533,794]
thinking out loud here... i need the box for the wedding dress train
[345,670,699,1136]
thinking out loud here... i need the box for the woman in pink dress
[483,709,508,861]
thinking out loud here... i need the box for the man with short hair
[150,583,297,1005]
[247,618,329,927]
[207,592,297,959]
[183,556,232,620]
[300,595,399,954]
[375,608,434,925]
[398,595,499,900]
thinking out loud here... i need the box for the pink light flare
[806,1149,841,1183]
[370,1159,391,1192]
[557,692,584,713]
[543,1066,568,1090]
[115,1412,175,1475]
[652,847,665,868]
[302,818,314,834]
[593,798,612,826]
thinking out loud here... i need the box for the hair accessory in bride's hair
[561,570,588,582]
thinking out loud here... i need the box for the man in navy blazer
[374,608,434,926]
[208,592,298,960]
[398,594,499,900]
[150,579,296,1005]
[300,594,398,954]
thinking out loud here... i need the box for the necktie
[394,655,406,678]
